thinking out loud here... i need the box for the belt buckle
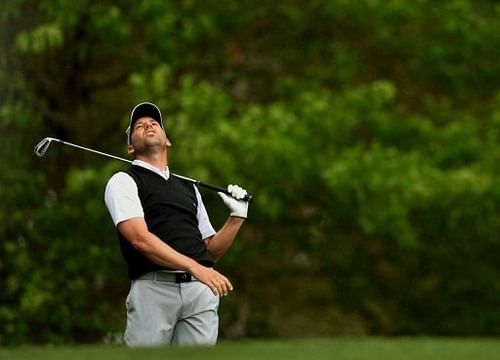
[175,273,192,283]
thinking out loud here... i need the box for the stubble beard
[133,135,166,157]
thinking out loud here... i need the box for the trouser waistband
[136,271,196,283]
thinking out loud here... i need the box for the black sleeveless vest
[118,165,214,279]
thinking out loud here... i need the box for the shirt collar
[132,159,170,180]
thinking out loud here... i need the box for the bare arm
[205,185,249,261]
[205,217,245,262]
[117,217,233,296]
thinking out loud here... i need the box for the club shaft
[40,138,253,202]
[54,138,132,163]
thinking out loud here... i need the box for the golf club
[34,137,253,202]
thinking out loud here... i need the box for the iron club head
[34,137,55,157]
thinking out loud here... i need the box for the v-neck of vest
[131,164,171,182]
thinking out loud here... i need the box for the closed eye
[134,121,159,131]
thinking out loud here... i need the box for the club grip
[197,182,253,202]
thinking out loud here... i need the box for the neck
[135,151,169,171]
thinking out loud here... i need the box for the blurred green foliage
[1,0,499,344]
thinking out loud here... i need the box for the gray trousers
[124,274,220,347]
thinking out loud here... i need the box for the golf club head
[34,137,54,157]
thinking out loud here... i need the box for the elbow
[117,219,154,254]
[210,251,222,263]
[207,246,223,262]
[128,234,151,253]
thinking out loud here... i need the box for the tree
[1,0,499,343]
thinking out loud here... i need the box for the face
[128,117,171,155]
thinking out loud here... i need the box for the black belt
[136,271,196,283]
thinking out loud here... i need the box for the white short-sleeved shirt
[104,160,216,240]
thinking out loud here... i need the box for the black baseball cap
[126,102,164,145]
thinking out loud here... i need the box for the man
[104,102,249,346]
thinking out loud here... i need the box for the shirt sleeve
[104,172,144,226]
[194,185,216,240]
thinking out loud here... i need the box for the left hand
[218,184,249,218]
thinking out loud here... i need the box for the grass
[1,338,499,360]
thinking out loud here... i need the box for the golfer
[104,102,249,346]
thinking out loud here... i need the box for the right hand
[190,264,233,296]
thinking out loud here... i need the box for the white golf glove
[218,184,249,219]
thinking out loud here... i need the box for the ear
[127,145,135,155]
[166,137,172,147]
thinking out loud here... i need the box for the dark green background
[1,0,499,344]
